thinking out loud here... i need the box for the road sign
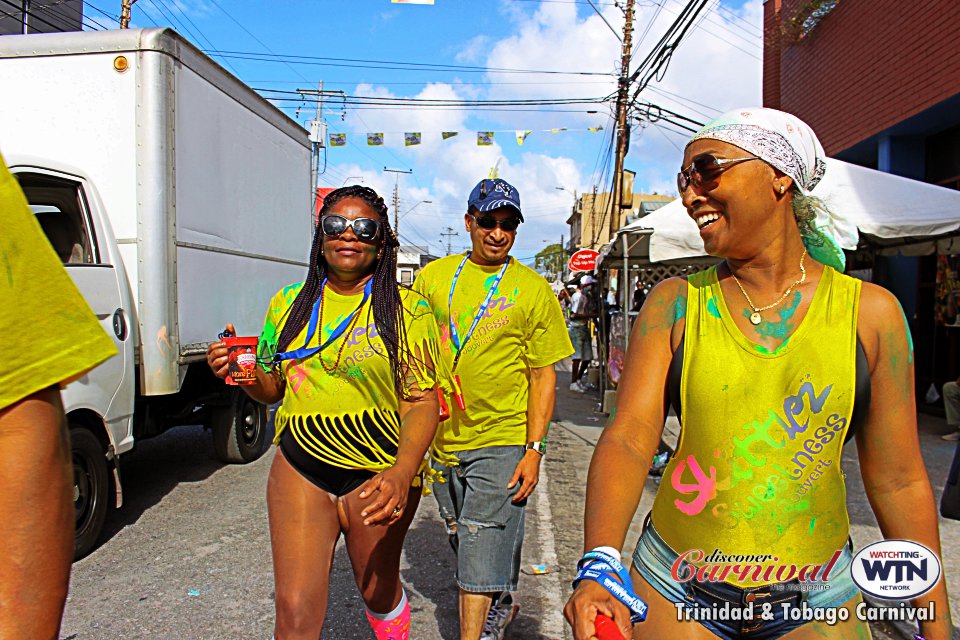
[568,249,600,272]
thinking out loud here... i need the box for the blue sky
[83,0,763,263]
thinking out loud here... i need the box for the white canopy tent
[599,157,960,268]
[593,159,960,397]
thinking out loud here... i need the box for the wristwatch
[525,440,547,456]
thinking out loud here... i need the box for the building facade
[566,191,674,251]
[763,0,960,397]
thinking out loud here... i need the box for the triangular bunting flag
[549,127,568,134]
[405,132,422,146]
[367,133,384,146]
[477,131,494,146]
[516,130,532,145]
[588,126,604,133]
[442,131,458,140]
[329,133,346,147]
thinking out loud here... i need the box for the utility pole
[609,0,635,243]
[119,0,137,29]
[440,227,459,256]
[383,167,412,235]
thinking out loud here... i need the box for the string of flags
[329,126,604,147]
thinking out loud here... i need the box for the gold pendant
[750,312,762,325]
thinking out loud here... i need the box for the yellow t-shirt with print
[0,153,117,410]
[258,282,442,472]
[414,254,573,452]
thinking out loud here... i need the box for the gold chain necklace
[729,249,807,326]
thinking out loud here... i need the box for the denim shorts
[431,445,526,593]
[567,323,593,361]
[632,516,861,640]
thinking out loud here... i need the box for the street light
[342,176,364,186]
[399,200,433,221]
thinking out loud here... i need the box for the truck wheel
[212,388,268,464]
[72,427,108,559]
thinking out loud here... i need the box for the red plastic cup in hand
[594,613,626,640]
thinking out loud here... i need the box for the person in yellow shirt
[0,153,117,639]
[565,109,952,640]
[414,178,573,640]
[206,186,442,640]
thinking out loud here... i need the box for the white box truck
[0,28,313,556]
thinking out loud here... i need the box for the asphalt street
[60,361,960,639]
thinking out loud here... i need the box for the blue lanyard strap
[447,253,510,371]
[270,278,373,364]
[572,550,648,624]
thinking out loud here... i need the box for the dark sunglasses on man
[320,214,381,242]
[677,153,760,193]
[470,214,521,232]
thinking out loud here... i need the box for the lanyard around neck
[270,278,373,364]
[447,252,510,371]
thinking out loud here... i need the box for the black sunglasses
[677,154,760,193]
[320,214,381,241]
[471,214,520,232]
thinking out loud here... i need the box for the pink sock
[365,590,410,640]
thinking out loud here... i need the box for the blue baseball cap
[467,178,523,222]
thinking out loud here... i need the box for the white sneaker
[480,592,519,640]
[943,430,960,441]
[570,382,585,393]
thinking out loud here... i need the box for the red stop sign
[568,249,599,272]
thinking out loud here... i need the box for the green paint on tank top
[810,517,816,532]
[707,297,721,319]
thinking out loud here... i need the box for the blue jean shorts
[431,445,526,593]
[632,516,861,640]
[567,323,593,361]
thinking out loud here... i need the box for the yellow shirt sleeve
[524,277,575,368]
[0,154,117,411]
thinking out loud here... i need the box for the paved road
[60,370,960,639]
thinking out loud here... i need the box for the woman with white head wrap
[565,109,951,640]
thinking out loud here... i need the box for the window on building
[399,268,414,285]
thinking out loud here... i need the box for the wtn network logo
[850,540,941,599]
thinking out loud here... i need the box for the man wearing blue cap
[414,178,573,640]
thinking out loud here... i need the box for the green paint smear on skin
[898,302,915,365]
[671,296,687,323]
[746,290,801,341]
[707,297,721,319]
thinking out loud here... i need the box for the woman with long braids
[206,185,443,640]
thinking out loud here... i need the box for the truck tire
[212,388,268,464]
[71,427,108,559]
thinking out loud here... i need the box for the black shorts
[278,424,386,497]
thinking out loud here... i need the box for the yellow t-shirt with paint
[649,265,860,586]
[413,254,574,452]
[0,154,117,410]
[258,283,442,472]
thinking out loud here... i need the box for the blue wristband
[573,550,648,623]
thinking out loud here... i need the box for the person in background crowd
[207,185,442,640]
[568,275,597,393]
[631,279,648,312]
[0,153,117,639]
[565,108,952,640]
[941,377,960,441]
[414,177,573,640]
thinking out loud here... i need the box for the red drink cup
[223,336,259,386]
[595,614,626,640]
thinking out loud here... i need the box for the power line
[206,50,615,77]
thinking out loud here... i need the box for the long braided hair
[275,185,408,396]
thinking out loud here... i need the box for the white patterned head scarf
[690,107,826,193]
[689,107,854,271]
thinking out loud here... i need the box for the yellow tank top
[649,265,860,586]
